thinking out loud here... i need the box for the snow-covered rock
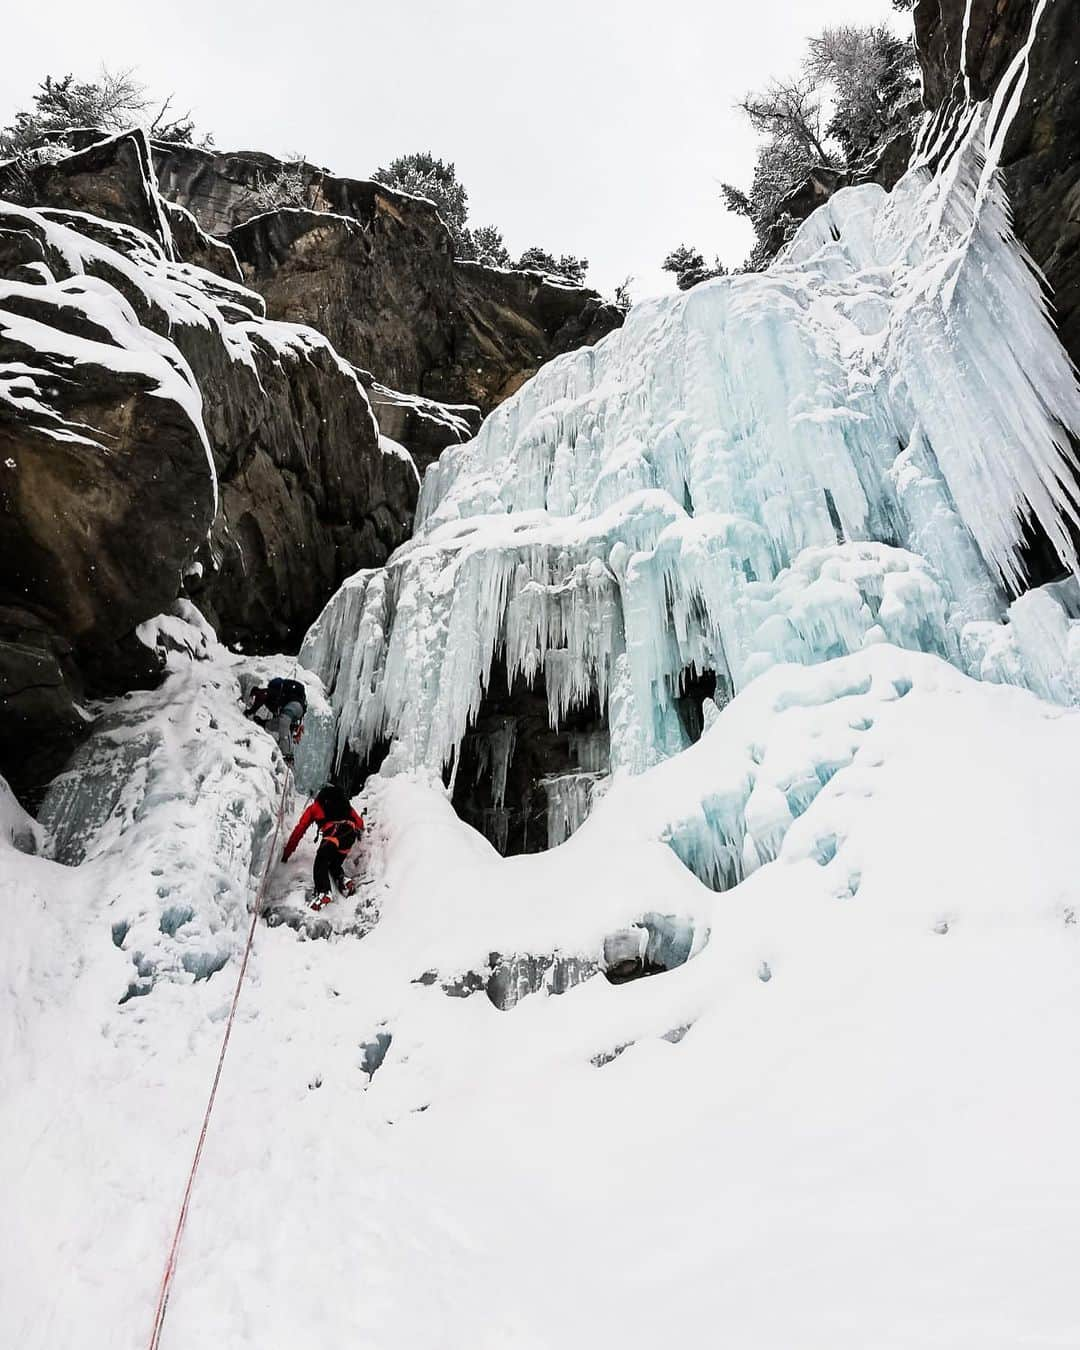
[0,136,416,794]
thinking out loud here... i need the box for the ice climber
[282,783,365,911]
[245,676,307,764]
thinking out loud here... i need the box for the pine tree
[661,245,727,291]
[514,247,589,285]
[372,152,470,251]
[469,224,512,267]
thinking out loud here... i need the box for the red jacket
[282,800,364,861]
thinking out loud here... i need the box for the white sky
[1,0,906,298]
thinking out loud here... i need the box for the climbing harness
[145,766,292,1350]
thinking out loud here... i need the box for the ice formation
[542,771,607,848]
[10,15,1080,1344]
[302,76,1080,859]
[36,626,332,998]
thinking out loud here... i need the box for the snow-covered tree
[236,155,312,221]
[469,224,512,267]
[721,17,918,270]
[372,152,471,251]
[514,247,589,284]
[806,24,920,166]
[371,151,587,279]
[661,245,727,291]
[0,70,209,158]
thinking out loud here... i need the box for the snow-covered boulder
[0,144,417,796]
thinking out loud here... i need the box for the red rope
[146,768,291,1350]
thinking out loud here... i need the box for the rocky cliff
[156,143,623,420]
[0,126,619,800]
[0,131,416,797]
[913,0,1080,371]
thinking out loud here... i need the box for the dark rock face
[186,324,417,652]
[0,203,216,792]
[0,137,416,798]
[450,261,621,412]
[913,0,1080,367]
[224,202,621,418]
[914,0,1034,106]
[153,144,320,236]
[163,201,244,283]
[155,144,624,420]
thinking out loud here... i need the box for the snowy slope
[3,642,1080,1348]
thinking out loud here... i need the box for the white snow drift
[4,640,1080,1348]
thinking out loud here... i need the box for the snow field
[4,642,1080,1347]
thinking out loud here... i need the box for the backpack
[325,819,359,853]
[266,676,307,714]
[316,783,352,822]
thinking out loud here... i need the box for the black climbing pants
[313,841,349,897]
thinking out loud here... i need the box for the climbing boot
[309,893,332,912]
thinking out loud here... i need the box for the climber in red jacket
[282,783,364,912]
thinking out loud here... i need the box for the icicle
[541,771,607,847]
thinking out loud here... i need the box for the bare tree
[0,69,210,159]
[738,76,838,170]
[235,155,312,221]
[721,15,918,270]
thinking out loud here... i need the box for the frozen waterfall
[301,92,1080,845]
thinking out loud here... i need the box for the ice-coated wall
[37,634,333,999]
[302,76,1080,827]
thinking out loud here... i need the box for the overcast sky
[2,0,906,297]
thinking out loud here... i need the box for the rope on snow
[146,765,292,1350]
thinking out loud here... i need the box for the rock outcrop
[155,143,624,419]
[0,131,416,797]
[362,379,481,478]
[767,131,915,255]
[913,0,1080,370]
[12,129,175,253]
